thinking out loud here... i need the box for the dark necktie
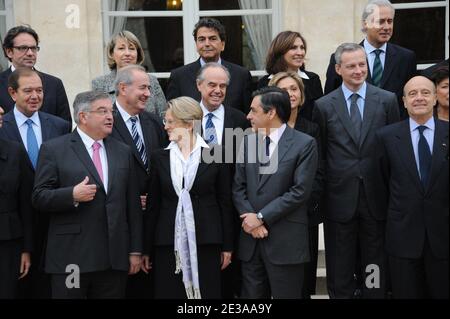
[418,125,432,186]
[130,116,148,168]
[204,113,218,145]
[265,136,271,158]
[25,119,39,169]
[372,49,383,87]
[350,93,362,141]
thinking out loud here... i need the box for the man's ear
[335,64,342,77]
[8,87,17,102]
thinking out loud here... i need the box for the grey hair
[362,0,395,33]
[73,91,111,124]
[334,43,367,65]
[196,62,231,85]
[114,64,147,96]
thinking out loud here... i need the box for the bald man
[374,76,449,299]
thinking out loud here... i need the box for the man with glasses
[32,91,143,299]
[1,25,71,122]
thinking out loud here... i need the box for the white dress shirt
[200,101,225,145]
[409,117,435,179]
[14,107,43,151]
[116,101,145,139]
[77,127,109,192]
[364,39,387,76]
[266,123,287,158]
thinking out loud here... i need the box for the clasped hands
[240,213,268,239]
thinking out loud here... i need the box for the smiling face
[436,77,449,110]
[364,5,394,48]
[118,69,150,115]
[403,76,437,122]
[283,37,306,72]
[196,66,228,112]
[9,73,43,117]
[113,37,138,69]
[79,98,114,140]
[336,49,368,92]
[6,32,38,68]
[195,27,225,62]
[164,108,192,142]
[276,76,302,110]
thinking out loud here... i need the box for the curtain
[109,0,129,36]
[238,0,272,70]
[0,1,8,71]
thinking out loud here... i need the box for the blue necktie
[25,119,39,169]
[204,113,218,145]
[418,125,432,187]
[350,93,362,141]
[130,116,148,168]
[372,49,383,87]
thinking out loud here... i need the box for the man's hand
[73,176,97,202]
[250,225,269,239]
[240,213,263,234]
[19,252,31,279]
[140,194,148,211]
[141,255,152,274]
[221,251,232,270]
[128,255,142,275]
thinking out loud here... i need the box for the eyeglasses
[12,46,40,53]
[86,109,117,116]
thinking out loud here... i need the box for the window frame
[0,0,15,70]
[101,0,283,78]
[392,1,449,70]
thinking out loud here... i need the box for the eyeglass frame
[84,108,118,116]
[11,46,41,53]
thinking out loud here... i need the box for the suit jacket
[312,84,400,222]
[0,140,33,252]
[0,67,71,122]
[375,118,449,259]
[110,104,168,194]
[232,126,318,265]
[0,110,72,171]
[166,59,253,114]
[145,146,234,254]
[92,70,167,117]
[32,131,142,274]
[324,42,416,118]
[258,70,324,121]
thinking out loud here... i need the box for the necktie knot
[351,93,359,104]
[92,141,101,151]
[207,113,214,121]
[373,49,383,57]
[130,116,138,124]
[25,119,34,127]
[418,125,427,135]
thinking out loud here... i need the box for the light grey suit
[232,126,318,298]
[91,70,167,118]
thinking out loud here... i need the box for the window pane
[0,15,7,72]
[126,0,182,11]
[123,17,183,72]
[200,0,271,11]
[0,0,5,10]
[391,7,445,64]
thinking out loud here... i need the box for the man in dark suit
[0,106,33,298]
[196,62,249,298]
[374,76,448,299]
[1,25,71,122]
[233,86,318,298]
[32,91,143,299]
[110,64,167,298]
[166,18,253,114]
[324,0,416,118]
[313,43,400,299]
[0,67,71,298]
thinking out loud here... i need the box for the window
[102,0,282,81]
[390,1,449,69]
[0,0,14,72]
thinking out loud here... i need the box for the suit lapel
[0,144,7,177]
[3,113,35,170]
[380,43,396,88]
[425,119,448,194]
[359,85,377,147]
[140,113,153,165]
[222,108,233,146]
[39,112,52,142]
[331,90,359,145]
[104,137,116,194]
[70,131,105,189]
[395,121,423,193]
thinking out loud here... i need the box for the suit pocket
[55,224,81,235]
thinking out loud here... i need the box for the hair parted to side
[265,31,307,75]
[2,25,40,61]
[268,71,305,108]
[167,96,203,135]
[334,43,366,65]
[8,67,43,91]
[361,0,395,33]
[431,65,449,86]
[196,62,231,85]
[193,18,226,42]
[73,91,111,124]
[252,86,292,123]
[114,64,147,96]
[106,30,145,70]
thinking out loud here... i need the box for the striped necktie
[130,116,148,167]
[204,113,218,145]
[372,49,383,87]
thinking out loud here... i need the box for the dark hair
[2,25,39,61]
[8,67,43,91]
[265,31,307,75]
[431,65,449,86]
[193,18,226,42]
[252,86,291,123]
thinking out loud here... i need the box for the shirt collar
[165,133,209,152]
[13,106,41,128]
[200,101,225,121]
[267,70,310,80]
[200,57,222,67]
[266,123,287,145]
[364,38,387,54]
[76,127,105,149]
[116,100,139,123]
[409,116,435,133]
[342,82,367,102]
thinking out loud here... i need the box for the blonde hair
[106,31,145,70]
[268,71,305,107]
[167,97,203,135]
